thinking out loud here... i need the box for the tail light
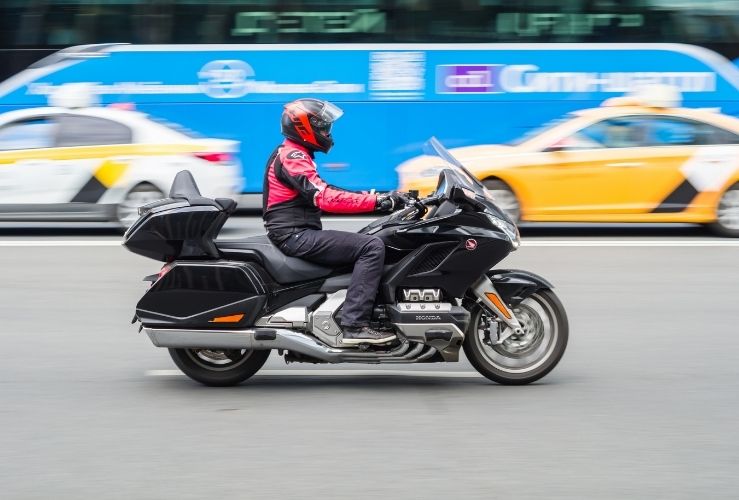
[143,263,173,288]
[158,263,173,280]
[107,102,136,110]
[194,152,232,163]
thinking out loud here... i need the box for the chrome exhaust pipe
[145,327,343,362]
[144,327,438,364]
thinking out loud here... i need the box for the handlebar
[398,190,427,220]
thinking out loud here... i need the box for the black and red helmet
[281,98,343,153]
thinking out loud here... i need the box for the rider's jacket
[263,138,377,243]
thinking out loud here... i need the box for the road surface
[1,217,738,499]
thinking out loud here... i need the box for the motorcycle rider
[263,98,405,345]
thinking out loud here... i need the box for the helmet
[281,98,343,153]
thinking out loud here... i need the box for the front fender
[486,269,553,305]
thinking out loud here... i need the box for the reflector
[209,314,245,323]
[484,292,512,319]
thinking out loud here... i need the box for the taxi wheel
[483,179,520,224]
[710,184,739,238]
[116,183,165,229]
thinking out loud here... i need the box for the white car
[0,105,242,227]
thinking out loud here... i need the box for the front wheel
[463,289,568,385]
[168,348,270,386]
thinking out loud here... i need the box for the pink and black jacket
[263,139,377,243]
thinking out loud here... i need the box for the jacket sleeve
[276,149,377,214]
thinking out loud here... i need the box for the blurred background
[2,2,739,499]
[0,1,738,229]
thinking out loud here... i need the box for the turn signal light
[485,292,512,319]
[209,314,245,323]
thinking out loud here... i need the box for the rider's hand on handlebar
[376,191,411,212]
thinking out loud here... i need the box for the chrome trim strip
[255,307,308,328]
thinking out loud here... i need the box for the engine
[400,288,442,302]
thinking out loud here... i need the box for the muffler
[145,327,341,362]
[143,327,437,364]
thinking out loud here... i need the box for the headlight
[486,213,520,250]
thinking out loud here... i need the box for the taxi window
[646,117,739,146]
[0,118,57,150]
[568,117,651,149]
[55,115,132,147]
[709,127,739,145]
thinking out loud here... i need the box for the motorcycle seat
[216,235,333,284]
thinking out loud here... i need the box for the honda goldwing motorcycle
[123,138,568,386]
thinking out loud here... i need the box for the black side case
[136,261,268,329]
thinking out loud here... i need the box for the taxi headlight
[486,213,520,250]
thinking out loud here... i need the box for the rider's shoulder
[284,149,310,161]
[279,139,311,159]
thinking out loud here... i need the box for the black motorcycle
[123,138,568,386]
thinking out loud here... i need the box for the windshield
[422,137,487,196]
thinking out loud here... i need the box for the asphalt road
[1,218,738,499]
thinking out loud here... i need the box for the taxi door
[0,115,96,210]
[0,117,61,204]
[523,116,689,217]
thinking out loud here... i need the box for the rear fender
[486,269,553,306]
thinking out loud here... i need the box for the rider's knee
[364,235,385,259]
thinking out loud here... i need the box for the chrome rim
[717,189,739,231]
[117,188,164,228]
[474,293,558,374]
[486,188,520,223]
[185,349,254,372]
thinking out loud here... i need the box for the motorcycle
[123,138,568,386]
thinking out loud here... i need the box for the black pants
[278,229,385,328]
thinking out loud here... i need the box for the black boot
[342,326,397,345]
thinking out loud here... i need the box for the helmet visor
[310,101,343,134]
[318,101,344,123]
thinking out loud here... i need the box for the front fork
[470,276,523,345]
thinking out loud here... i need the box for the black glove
[376,191,408,212]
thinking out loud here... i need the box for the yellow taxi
[398,87,739,236]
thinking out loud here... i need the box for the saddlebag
[136,261,268,329]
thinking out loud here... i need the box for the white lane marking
[2,240,739,248]
[146,369,482,378]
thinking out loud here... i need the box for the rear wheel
[463,289,568,385]
[709,184,739,237]
[483,179,520,224]
[116,183,165,229]
[168,348,270,387]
